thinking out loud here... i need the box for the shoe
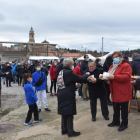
[79,96,82,98]
[104,116,109,120]
[83,98,88,101]
[86,97,90,99]
[108,122,120,127]
[54,93,57,96]
[118,125,128,131]
[3,82,5,85]
[45,108,51,112]
[62,130,68,135]
[6,85,8,87]
[92,117,96,122]
[50,93,54,96]
[9,85,12,87]
[68,131,81,137]
[24,122,32,126]
[38,109,41,113]
[34,119,42,123]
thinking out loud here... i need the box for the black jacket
[41,67,48,76]
[29,65,36,74]
[85,68,107,99]
[131,56,140,90]
[15,65,23,77]
[56,63,63,75]
[103,61,112,72]
[80,60,88,75]
[57,66,88,115]
[96,64,103,69]
[4,66,12,78]
[0,70,6,89]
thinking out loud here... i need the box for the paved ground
[0,77,140,140]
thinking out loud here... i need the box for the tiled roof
[48,53,82,57]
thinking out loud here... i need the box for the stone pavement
[0,78,140,140]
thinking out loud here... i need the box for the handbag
[35,72,44,87]
[13,71,18,76]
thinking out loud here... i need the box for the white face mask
[71,65,74,70]
[37,67,41,71]
[54,63,57,65]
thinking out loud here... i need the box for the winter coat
[57,66,89,115]
[24,81,38,105]
[29,65,36,74]
[56,63,63,75]
[73,64,82,76]
[41,67,48,76]
[50,66,57,80]
[22,68,30,75]
[43,64,48,69]
[109,60,132,103]
[11,64,17,75]
[32,71,46,91]
[4,66,12,78]
[0,70,6,89]
[131,56,140,90]
[103,61,112,72]
[85,68,106,99]
[15,65,22,77]
[96,64,103,69]
[80,60,89,75]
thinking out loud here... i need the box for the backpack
[35,72,44,87]
[57,70,65,89]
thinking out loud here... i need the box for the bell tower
[29,27,35,42]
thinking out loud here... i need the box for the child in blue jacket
[23,73,42,126]
[32,63,51,113]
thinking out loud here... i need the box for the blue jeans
[12,75,17,83]
[3,77,5,83]
[78,83,83,97]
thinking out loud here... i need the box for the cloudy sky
[0,0,140,52]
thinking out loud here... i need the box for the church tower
[29,27,35,42]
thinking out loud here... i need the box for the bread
[99,74,103,79]
[131,76,139,79]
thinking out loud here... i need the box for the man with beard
[86,60,109,122]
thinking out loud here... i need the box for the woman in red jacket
[73,60,83,98]
[50,61,57,96]
[107,51,132,132]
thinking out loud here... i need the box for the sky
[0,0,140,52]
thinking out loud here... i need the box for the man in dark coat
[56,59,64,75]
[57,58,89,137]
[80,54,89,101]
[86,60,109,121]
[29,61,36,74]
[123,51,130,61]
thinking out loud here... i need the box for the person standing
[95,58,103,69]
[123,51,130,61]
[11,61,17,83]
[80,55,89,101]
[73,60,83,98]
[57,58,90,137]
[32,63,51,113]
[49,61,57,96]
[107,51,132,131]
[87,60,109,121]
[4,62,12,87]
[23,73,42,126]
[15,63,23,86]
[56,59,64,75]
[29,61,36,75]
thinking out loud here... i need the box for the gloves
[138,77,140,80]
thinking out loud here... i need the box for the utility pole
[102,37,104,56]
[47,45,48,56]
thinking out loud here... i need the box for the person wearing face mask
[49,61,57,96]
[5,62,12,87]
[32,63,51,113]
[80,55,90,101]
[11,61,17,83]
[57,58,90,137]
[29,61,36,74]
[23,73,42,126]
[107,51,132,132]
[95,58,103,69]
[86,60,109,122]
[15,63,22,86]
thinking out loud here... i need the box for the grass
[2,108,13,116]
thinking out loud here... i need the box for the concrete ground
[0,77,140,140]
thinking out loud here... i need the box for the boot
[68,131,81,137]
[50,93,54,96]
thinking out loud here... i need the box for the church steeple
[29,27,35,42]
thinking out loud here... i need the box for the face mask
[37,67,41,71]
[89,68,95,72]
[31,64,33,65]
[41,65,43,68]
[113,57,120,64]
[43,63,45,65]
[54,63,57,65]
[86,58,89,61]
[7,64,10,66]
[71,66,74,70]
[98,62,101,64]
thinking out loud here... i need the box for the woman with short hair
[57,58,89,137]
[107,51,132,132]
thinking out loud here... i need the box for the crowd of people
[0,50,140,138]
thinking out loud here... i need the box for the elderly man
[86,60,109,121]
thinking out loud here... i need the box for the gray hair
[63,58,74,67]
[88,60,96,66]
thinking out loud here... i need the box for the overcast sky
[0,0,140,52]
